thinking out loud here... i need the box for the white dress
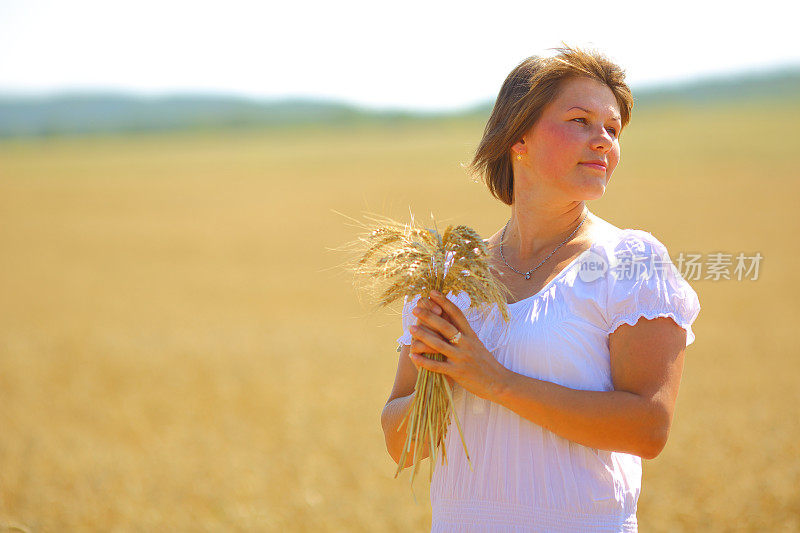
[396,225,701,532]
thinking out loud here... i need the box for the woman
[380,44,701,532]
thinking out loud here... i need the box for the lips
[580,160,606,171]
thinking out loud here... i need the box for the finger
[410,324,456,358]
[409,323,445,351]
[410,338,438,355]
[408,351,450,375]
[422,297,443,315]
[414,297,442,316]
[412,305,458,340]
[429,290,474,335]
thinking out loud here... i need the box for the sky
[1,0,798,112]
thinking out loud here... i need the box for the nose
[592,127,614,152]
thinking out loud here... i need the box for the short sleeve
[603,230,701,347]
[396,293,422,347]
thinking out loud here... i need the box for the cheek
[607,145,621,172]
[532,123,581,168]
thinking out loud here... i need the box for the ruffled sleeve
[603,230,701,347]
[396,293,422,347]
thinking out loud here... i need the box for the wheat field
[0,99,798,531]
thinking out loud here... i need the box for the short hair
[465,42,634,206]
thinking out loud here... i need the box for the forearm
[491,369,661,459]
[381,392,431,467]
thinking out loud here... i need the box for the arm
[381,296,447,466]
[381,388,431,468]
[408,290,687,459]
[381,344,430,467]
[491,316,687,459]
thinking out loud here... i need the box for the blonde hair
[466,42,634,206]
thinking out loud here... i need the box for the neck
[503,200,588,262]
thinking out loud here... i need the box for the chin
[581,184,607,201]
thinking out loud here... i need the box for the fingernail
[430,290,442,297]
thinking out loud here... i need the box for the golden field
[0,99,798,531]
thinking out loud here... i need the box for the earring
[516,154,522,161]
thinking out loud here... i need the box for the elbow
[380,404,389,434]
[383,434,404,468]
[383,430,402,466]
[633,397,673,460]
[640,417,671,460]
[640,436,666,460]
[388,449,403,468]
[380,407,402,466]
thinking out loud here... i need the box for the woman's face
[515,76,622,202]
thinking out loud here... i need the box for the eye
[572,117,618,138]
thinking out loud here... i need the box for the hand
[407,290,510,401]
[407,296,455,389]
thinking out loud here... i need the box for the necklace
[500,209,588,280]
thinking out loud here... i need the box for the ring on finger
[448,331,462,345]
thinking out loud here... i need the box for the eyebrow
[568,106,621,123]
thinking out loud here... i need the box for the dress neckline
[504,245,593,307]
[482,214,620,308]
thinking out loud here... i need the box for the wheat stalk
[339,210,511,490]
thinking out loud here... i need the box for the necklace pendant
[525,272,531,280]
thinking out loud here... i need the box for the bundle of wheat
[340,211,511,489]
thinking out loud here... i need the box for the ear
[510,138,527,156]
